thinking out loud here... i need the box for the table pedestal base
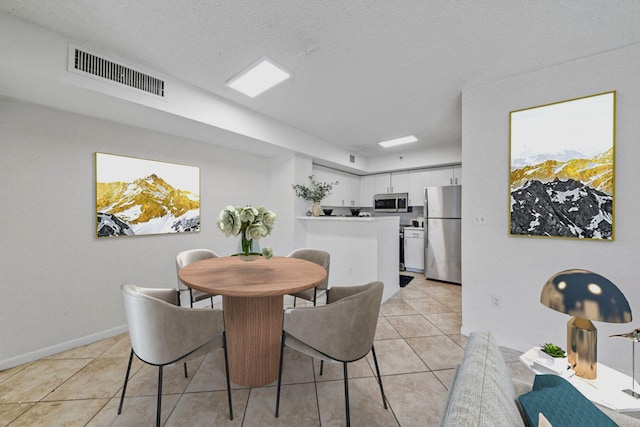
[223,295,283,387]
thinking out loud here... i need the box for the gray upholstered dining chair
[176,248,218,307]
[118,284,232,426]
[275,281,387,427]
[287,248,330,306]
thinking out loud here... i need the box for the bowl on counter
[322,209,333,216]
[350,208,361,216]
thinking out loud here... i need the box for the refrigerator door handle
[424,227,428,247]
[424,186,429,248]
[424,188,428,217]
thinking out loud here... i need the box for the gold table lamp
[541,269,632,379]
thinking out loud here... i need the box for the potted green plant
[292,175,337,216]
[537,342,569,374]
[540,342,566,358]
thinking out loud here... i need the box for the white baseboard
[0,324,128,371]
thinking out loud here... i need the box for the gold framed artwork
[509,91,615,240]
[95,153,200,237]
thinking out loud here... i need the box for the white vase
[311,202,323,216]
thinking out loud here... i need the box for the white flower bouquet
[217,205,276,259]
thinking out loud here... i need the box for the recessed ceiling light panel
[226,57,291,98]
[378,135,418,148]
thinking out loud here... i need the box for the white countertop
[297,216,399,221]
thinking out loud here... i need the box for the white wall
[268,153,314,255]
[461,43,640,374]
[0,97,301,369]
[0,11,361,171]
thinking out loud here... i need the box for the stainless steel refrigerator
[424,186,462,284]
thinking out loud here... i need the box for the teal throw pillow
[518,374,616,427]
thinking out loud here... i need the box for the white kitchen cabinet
[408,170,429,206]
[403,227,424,272]
[311,165,330,184]
[342,172,360,207]
[360,175,376,208]
[311,166,336,206]
[312,165,360,207]
[429,165,462,186]
[429,166,453,186]
[315,164,461,208]
[374,171,409,194]
[453,165,462,185]
[391,171,409,193]
[374,173,391,194]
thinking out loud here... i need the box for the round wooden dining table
[178,255,327,387]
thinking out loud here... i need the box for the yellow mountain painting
[510,148,613,195]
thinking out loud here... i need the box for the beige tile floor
[0,272,533,426]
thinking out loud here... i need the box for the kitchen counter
[296,216,399,302]
[298,215,377,220]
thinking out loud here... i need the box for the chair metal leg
[183,362,188,378]
[371,345,388,409]
[117,348,134,415]
[343,362,350,427]
[320,360,324,376]
[293,296,297,307]
[189,289,194,308]
[222,331,233,420]
[156,366,163,427]
[313,288,317,306]
[209,296,214,308]
[275,330,286,417]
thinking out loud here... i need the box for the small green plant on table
[540,343,566,358]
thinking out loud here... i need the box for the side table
[520,347,640,413]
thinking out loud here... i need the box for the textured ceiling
[1,0,639,158]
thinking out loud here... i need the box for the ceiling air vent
[68,44,165,97]
[349,154,356,164]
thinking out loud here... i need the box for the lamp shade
[540,269,631,323]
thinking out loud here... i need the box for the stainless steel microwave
[373,193,410,212]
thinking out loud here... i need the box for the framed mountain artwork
[95,153,200,237]
[509,91,615,240]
